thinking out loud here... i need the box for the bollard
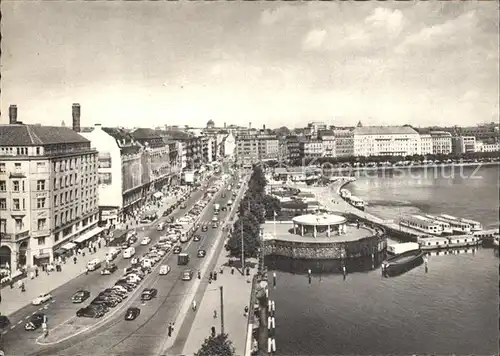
[273,272,277,287]
[271,300,275,311]
[268,300,272,310]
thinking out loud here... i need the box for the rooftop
[353,126,418,135]
[292,213,347,226]
[0,124,89,146]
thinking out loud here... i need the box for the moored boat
[399,215,442,235]
[348,195,366,211]
[387,242,420,255]
[433,214,471,234]
[446,235,481,248]
[423,214,453,234]
[382,249,424,277]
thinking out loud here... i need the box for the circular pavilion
[292,213,347,238]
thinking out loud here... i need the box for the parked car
[173,246,182,254]
[125,307,141,321]
[141,237,151,245]
[71,290,91,303]
[202,225,208,232]
[24,313,46,331]
[182,269,194,281]
[32,293,52,305]
[193,235,201,242]
[76,307,104,318]
[141,288,158,301]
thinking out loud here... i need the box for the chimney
[249,122,252,129]
[263,124,266,130]
[72,103,81,132]
[9,105,17,124]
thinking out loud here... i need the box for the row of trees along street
[226,165,281,259]
[195,165,281,356]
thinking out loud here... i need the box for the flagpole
[273,210,276,238]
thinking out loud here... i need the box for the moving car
[197,249,206,258]
[202,225,208,232]
[212,221,218,228]
[180,203,187,209]
[32,293,52,305]
[193,234,201,242]
[173,246,182,254]
[141,237,151,245]
[140,288,158,301]
[100,263,118,275]
[24,313,46,331]
[182,269,194,281]
[159,265,171,275]
[125,307,141,321]
[71,290,91,303]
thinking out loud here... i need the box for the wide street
[1,171,244,356]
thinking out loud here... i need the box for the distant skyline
[1,1,498,128]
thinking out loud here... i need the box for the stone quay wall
[263,234,386,260]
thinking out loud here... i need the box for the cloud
[302,29,327,50]
[365,8,405,37]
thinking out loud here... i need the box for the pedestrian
[168,322,174,337]
[35,268,39,277]
[211,326,216,337]
[73,256,77,264]
[213,271,217,281]
[209,272,213,280]
[192,300,197,311]
[85,267,89,275]
[197,271,201,279]
[219,266,223,274]
[244,306,249,317]
[21,282,25,292]
[10,280,14,289]
[213,310,217,318]
[231,267,235,275]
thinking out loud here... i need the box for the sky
[1,1,499,129]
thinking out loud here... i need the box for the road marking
[25,316,30,320]
[17,321,22,325]
[36,179,224,347]
[9,326,15,330]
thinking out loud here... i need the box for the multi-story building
[458,123,499,140]
[353,126,420,157]
[429,131,452,155]
[419,134,433,155]
[299,139,323,161]
[452,136,476,154]
[475,140,500,152]
[235,134,279,166]
[285,135,302,163]
[333,129,354,157]
[222,131,236,158]
[318,130,336,158]
[0,105,100,274]
[307,121,328,136]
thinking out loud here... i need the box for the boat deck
[262,223,376,243]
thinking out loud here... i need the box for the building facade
[0,117,100,274]
[235,134,279,166]
[452,136,476,154]
[429,131,453,155]
[475,140,500,152]
[333,129,354,157]
[353,126,420,157]
[318,130,336,158]
[419,134,433,155]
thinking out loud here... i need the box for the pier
[288,180,430,242]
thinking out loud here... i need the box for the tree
[195,333,236,356]
[238,195,265,224]
[263,195,281,219]
[226,213,261,258]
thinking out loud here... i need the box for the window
[60,177,63,188]
[37,180,45,190]
[37,237,46,245]
[0,163,5,172]
[37,218,47,230]
[54,195,58,207]
[54,178,57,189]
[22,180,25,191]
[13,181,20,191]
[15,218,23,231]
[0,198,6,210]
[13,199,20,210]
[0,219,6,233]
[36,147,40,155]
[14,163,21,169]
[37,198,46,209]
[55,215,58,227]
[0,181,6,191]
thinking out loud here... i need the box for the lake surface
[268,165,499,356]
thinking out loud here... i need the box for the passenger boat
[418,237,451,250]
[446,235,481,248]
[382,249,424,277]
[340,189,351,199]
[387,242,420,255]
[425,248,477,257]
[423,214,453,234]
[348,196,366,211]
[441,214,482,232]
[432,214,471,234]
[399,215,442,235]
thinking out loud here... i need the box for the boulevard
[1,172,244,356]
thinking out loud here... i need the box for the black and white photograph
[0,1,498,356]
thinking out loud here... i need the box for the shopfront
[73,227,104,248]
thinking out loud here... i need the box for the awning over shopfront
[153,191,163,199]
[34,253,50,259]
[54,248,66,256]
[61,242,77,251]
[73,227,104,244]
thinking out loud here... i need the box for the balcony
[31,229,50,238]
[11,210,27,217]
[9,171,26,178]
[0,230,29,242]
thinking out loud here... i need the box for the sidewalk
[1,246,109,317]
[1,195,181,317]
[181,242,255,356]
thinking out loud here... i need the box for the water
[269,165,499,356]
